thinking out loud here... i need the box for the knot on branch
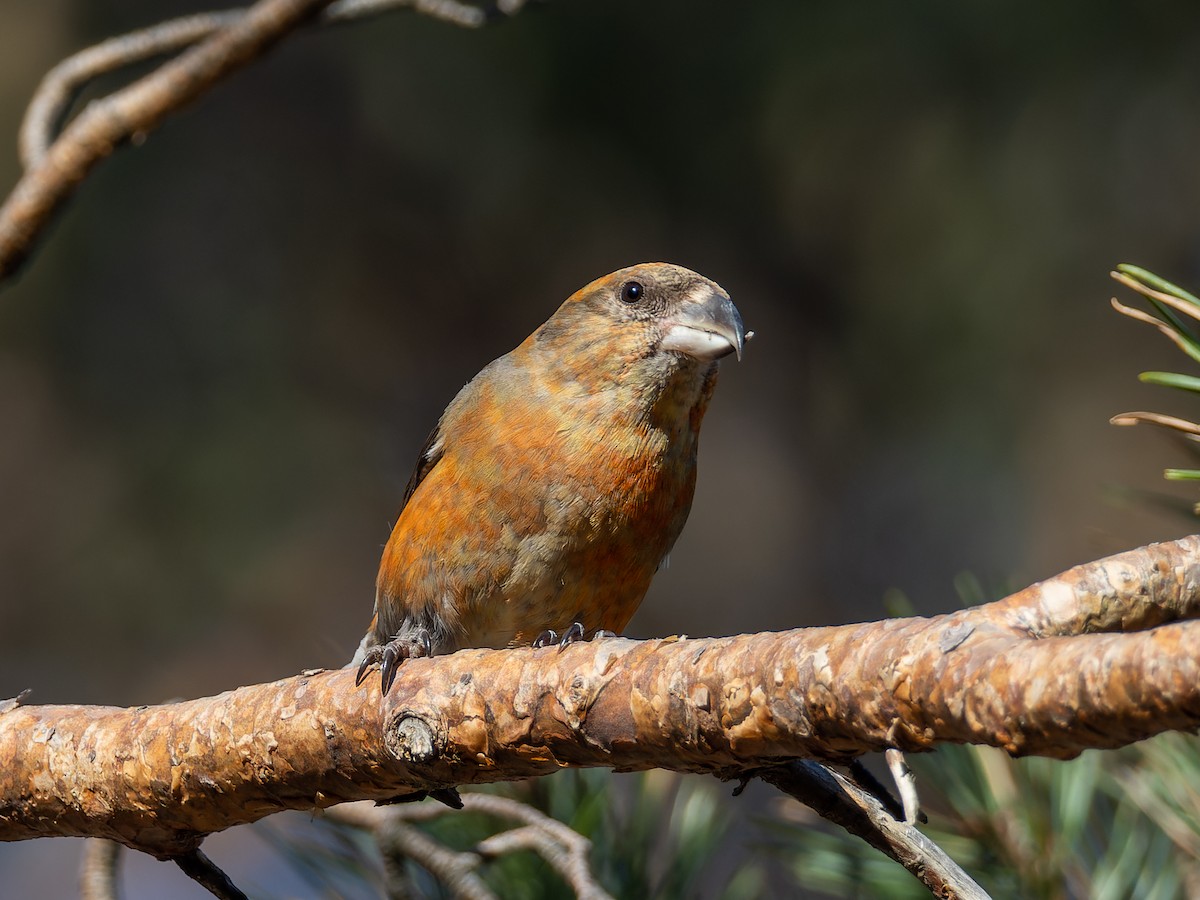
[386,709,445,764]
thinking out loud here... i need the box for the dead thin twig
[0,0,527,284]
[0,0,339,282]
[17,0,495,170]
[173,849,248,900]
[329,793,615,900]
[760,761,989,900]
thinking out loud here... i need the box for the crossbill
[355,263,745,693]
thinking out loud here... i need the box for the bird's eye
[620,281,644,303]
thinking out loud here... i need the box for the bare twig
[18,0,491,170]
[760,761,989,900]
[326,0,489,28]
[329,793,614,900]
[331,801,496,899]
[173,849,248,900]
[384,822,496,900]
[844,758,917,823]
[459,795,612,900]
[1,0,526,283]
[79,839,122,900]
[474,827,605,895]
[18,11,241,170]
[885,749,921,826]
[0,0,345,281]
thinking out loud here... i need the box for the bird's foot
[355,629,433,696]
[533,623,618,652]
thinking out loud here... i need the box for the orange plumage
[355,263,744,692]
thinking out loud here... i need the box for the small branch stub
[388,712,441,764]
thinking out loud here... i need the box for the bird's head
[523,263,746,397]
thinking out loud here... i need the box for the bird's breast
[376,364,705,650]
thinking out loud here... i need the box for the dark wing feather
[360,423,444,650]
[399,424,444,515]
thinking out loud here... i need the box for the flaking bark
[2,536,1200,857]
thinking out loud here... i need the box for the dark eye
[620,281,644,303]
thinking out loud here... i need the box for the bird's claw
[381,643,403,695]
[356,629,434,696]
[533,623,618,652]
[355,648,381,687]
[557,621,587,652]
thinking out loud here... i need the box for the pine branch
[2,535,1199,896]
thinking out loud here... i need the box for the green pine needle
[1114,264,1200,512]
[1138,371,1200,393]
[1116,264,1200,308]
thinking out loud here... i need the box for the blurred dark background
[3,0,1200,895]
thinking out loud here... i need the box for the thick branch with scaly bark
[2,536,1199,861]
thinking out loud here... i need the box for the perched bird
[355,263,745,693]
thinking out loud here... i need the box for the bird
[354,262,745,694]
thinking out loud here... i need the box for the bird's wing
[399,423,444,514]
[353,423,444,662]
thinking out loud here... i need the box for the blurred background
[3,0,1200,896]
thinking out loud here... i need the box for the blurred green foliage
[779,736,1200,900]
